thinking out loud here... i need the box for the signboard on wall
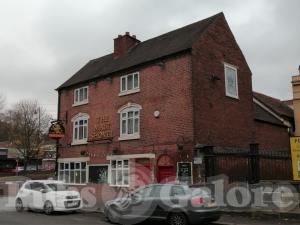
[88,165,109,184]
[177,162,192,184]
[89,116,113,141]
[290,137,300,180]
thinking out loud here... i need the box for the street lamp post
[34,107,41,171]
[16,158,18,176]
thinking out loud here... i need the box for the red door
[158,166,176,183]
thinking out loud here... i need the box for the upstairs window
[119,72,139,96]
[74,86,88,106]
[118,103,142,140]
[71,113,89,145]
[224,63,239,99]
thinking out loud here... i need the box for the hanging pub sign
[177,162,192,184]
[48,120,65,139]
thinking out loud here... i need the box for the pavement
[1,210,300,225]
[218,214,300,225]
[0,211,107,225]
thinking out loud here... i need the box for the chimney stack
[114,32,140,59]
[292,65,300,136]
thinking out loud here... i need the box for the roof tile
[253,92,294,119]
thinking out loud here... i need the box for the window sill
[72,101,89,107]
[109,184,130,188]
[226,94,239,100]
[71,141,88,146]
[63,183,87,186]
[119,89,140,96]
[118,135,140,141]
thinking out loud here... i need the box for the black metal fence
[202,144,292,183]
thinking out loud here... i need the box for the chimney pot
[114,32,140,58]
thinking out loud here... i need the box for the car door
[29,182,46,209]
[153,185,188,219]
[130,186,154,219]
[18,183,32,207]
[149,184,167,219]
[169,185,188,208]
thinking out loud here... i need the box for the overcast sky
[0,0,299,118]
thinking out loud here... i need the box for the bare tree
[0,94,5,112]
[7,99,51,173]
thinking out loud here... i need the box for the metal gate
[201,144,292,183]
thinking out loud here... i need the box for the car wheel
[106,207,118,224]
[15,198,24,212]
[168,212,188,225]
[44,201,54,215]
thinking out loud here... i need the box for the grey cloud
[0,0,299,118]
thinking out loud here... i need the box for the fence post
[249,143,260,184]
[204,146,215,181]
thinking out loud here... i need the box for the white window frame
[73,86,89,106]
[110,159,130,187]
[58,159,88,185]
[224,63,239,99]
[118,103,142,141]
[71,113,89,145]
[119,72,140,96]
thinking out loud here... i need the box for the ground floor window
[58,161,87,184]
[110,159,129,187]
[88,165,109,184]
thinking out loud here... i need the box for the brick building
[56,13,293,190]
[253,92,294,151]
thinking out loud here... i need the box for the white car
[15,180,82,214]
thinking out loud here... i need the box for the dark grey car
[104,184,221,225]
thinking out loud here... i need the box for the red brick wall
[58,15,291,185]
[58,53,194,164]
[254,121,290,151]
[191,14,255,149]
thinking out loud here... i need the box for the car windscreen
[47,183,69,191]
